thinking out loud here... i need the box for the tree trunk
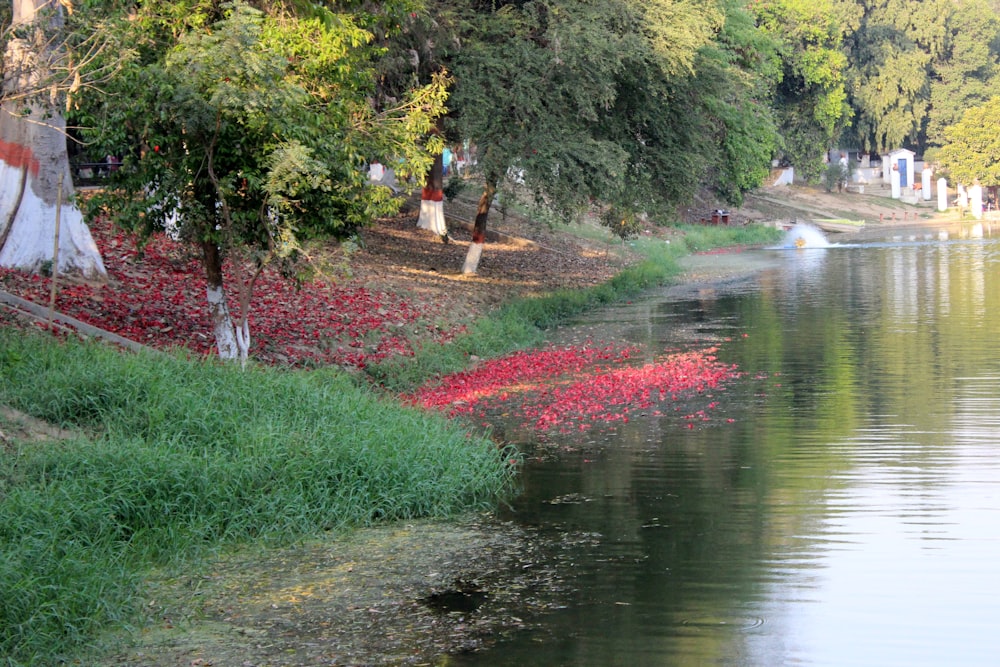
[462,178,496,275]
[201,239,246,363]
[0,0,106,282]
[416,152,447,238]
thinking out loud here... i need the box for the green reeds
[0,333,514,664]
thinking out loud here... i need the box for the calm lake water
[453,225,1000,666]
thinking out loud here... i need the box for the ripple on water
[680,615,766,631]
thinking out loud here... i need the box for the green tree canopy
[75,0,447,361]
[843,0,1000,155]
[446,0,776,227]
[752,0,859,179]
[936,96,1000,185]
[446,0,637,221]
[682,0,783,205]
[923,0,1000,148]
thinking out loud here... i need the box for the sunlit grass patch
[0,332,514,663]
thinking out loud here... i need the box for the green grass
[0,220,781,664]
[0,334,514,665]
[369,223,783,393]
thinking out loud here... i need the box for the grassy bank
[0,221,779,664]
[369,223,783,392]
[0,334,515,665]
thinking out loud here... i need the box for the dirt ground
[731,182,964,233]
[343,192,634,327]
[347,183,960,322]
[2,183,968,666]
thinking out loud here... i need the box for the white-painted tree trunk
[417,198,447,236]
[417,153,448,239]
[462,179,496,276]
[201,235,253,365]
[462,242,483,275]
[206,283,249,365]
[0,0,106,282]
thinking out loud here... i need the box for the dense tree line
[378,0,1000,251]
[2,0,999,358]
[340,0,1000,224]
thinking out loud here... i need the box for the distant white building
[884,148,916,188]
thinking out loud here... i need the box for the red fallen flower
[405,342,636,411]
[0,216,460,368]
[410,344,743,435]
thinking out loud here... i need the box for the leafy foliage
[922,0,1000,148]
[822,158,853,192]
[442,0,777,225]
[845,8,933,153]
[79,1,445,245]
[843,0,1000,154]
[600,206,644,242]
[692,0,782,205]
[752,0,859,177]
[72,0,447,359]
[936,96,1000,184]
[446,0,632,219]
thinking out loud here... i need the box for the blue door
[898,159,908,187]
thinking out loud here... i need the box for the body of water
[452,227,1000,666]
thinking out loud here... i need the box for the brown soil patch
[735,182,949,228]
[345,194,632,327]
[0,406,83,448]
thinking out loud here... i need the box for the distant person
[442,147,452,176]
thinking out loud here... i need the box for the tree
[372,10,460,239]
[752,0,859,181]
[936,96,1000,185]
[0,0,106,282]
[615,0,781,208]
[446,0,742,275]
[842,0,1000,155]
[845,0,939,154]
[922,0,1000,149]
[443,1,626,274]
[80,1,446,362]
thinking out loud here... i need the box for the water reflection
[451,238,1000,666]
